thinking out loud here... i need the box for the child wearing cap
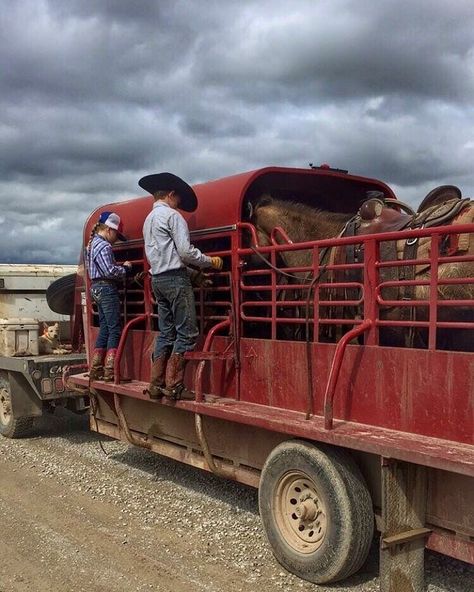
[86,211,132,382]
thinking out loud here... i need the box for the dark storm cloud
[0,0,473,263]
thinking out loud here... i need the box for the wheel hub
[274,473,327,553]
[0,387,12,425]
[295,492,319,521]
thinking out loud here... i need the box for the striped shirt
[143,201,211,275]
[86,234,127,280]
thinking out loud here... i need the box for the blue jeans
[90,283,122,350]
[152,269,199,358]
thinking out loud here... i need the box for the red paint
[71,166,473,566]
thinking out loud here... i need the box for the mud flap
[8,371,42,418]
[380,458,429,592]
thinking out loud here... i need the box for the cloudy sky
[1,0,474,263]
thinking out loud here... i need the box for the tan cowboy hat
[138,172,198,212]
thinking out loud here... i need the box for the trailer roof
[83,166,395,244]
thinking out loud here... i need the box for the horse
[246,192,474,351]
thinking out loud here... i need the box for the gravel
[0,409,472,592]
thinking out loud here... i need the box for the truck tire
[46,273,77,316]
[0,384,34,438]
[258,440,374,584]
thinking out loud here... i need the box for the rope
[88,385,109,456]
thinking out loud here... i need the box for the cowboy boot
[163,353,194,400]
[103,348,117,382]
[89,348,106,381]
[148,351,170,400]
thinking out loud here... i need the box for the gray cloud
[1,0,474,263]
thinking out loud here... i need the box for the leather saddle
[357,198,412,235]
[417,185,461,212]
[412,197,471,228]
[355,193,469,236]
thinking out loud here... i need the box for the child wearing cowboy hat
[140,172,223,401]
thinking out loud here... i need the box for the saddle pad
[412,198,471,228]
[397,202,473,274]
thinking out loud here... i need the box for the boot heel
[103,348,118,382]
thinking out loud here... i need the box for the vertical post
[270,247,277,340]
[427,233,440,350]
[380,458,428,592]
[363,238,379,345]
[312,245,320,343]
[231,232,241,400]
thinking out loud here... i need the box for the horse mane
[251,195,352,242]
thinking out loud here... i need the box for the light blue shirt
[143,201,212,275]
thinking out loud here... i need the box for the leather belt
[91,278,118,285]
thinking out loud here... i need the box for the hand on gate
[133,271,148,283]
[190,270,213,288]
[210,256,223,271]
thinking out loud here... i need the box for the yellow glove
[133,271,148,282]
[210,256,223,271]
[190,270,213,288]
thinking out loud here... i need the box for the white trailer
[0,265,87,438]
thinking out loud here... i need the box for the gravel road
[0,410,472,592]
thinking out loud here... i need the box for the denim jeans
[152,269,199,358]
[90,282,122,350]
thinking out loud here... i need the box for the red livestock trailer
[69,165,473,591]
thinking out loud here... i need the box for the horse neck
[256,203,351,242]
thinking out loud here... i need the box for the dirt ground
[0,410,472,592]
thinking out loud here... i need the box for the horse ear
[245,201,254,220]
[256,193,274,207]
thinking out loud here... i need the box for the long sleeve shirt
[143,201,212,275]
[86,234,127,280]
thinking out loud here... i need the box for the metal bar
[312,245,320,342]
[382,527,431,549]
[240,314,367,326]
[237,222,474,253]
[363,238,379,345]
[113,392,152,449]
[114,313,148,384]
[194,318,231,403]
[323,320,373,430]
[270,226,293,245]
[94,417,260,488]
[190,224,237,237]
[428,234,440,350]
[236,222,261,247]
[271,249,277,340]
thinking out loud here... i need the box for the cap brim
[138,172,198,212]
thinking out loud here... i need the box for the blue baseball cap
[99,211,127,241]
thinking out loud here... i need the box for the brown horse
[247,194,474,350]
